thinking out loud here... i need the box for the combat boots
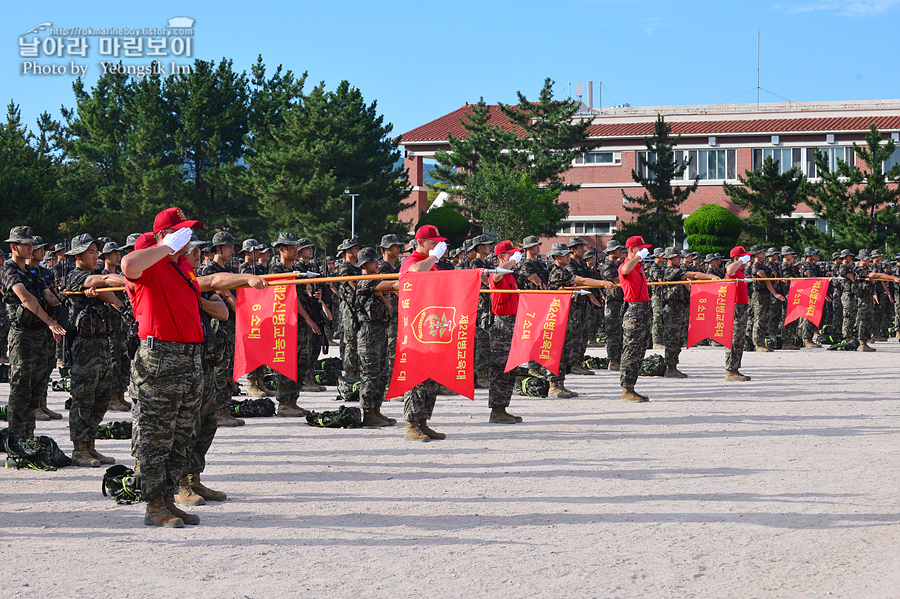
[174,474,206,506]
[803,339,821,348]
[755,345,772,352]
[217,406,245,426]
[489,407,522,424]
[144,498,183,528]
[621,387,649,403]
[664,366,687,378]
[188,472,227,502]
[164,493,199,525]
[276,401,309,417]
[108,391,131,412]
[607,360,620,371]
[87,439,115,465]
[475,371,490,389]
[726,370,751,381]
[404,421,430,442]
[652,343,666,349]
[781,341,800,350]
[247,376,267,397]
[362,409,391,427]
[859,341,876,352]
[559,378,578,397]
[374,409,397,425]
[301,372,326,392]
[419,419,446,440]
[527,366,545,379]
[34,407,50,421]
[548,380,572,398]
[40,396,62,419]
[71,440,100,468]
[569,362,594,375]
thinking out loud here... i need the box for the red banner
[686,282,736,349]
[784,278,829,328]
[504,293,571,377]
[234,285,298,382]
[386,269,481,400]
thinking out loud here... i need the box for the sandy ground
[2,340,900,599]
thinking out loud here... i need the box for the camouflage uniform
[647,257,666,346]
[337,259,362,372]
[1,260,52,435]
[489,314,517,408]
[620,302,652,389]
[548,263,578,373]
[838,262,857,340]
[797,259,822,341]
[468,256,492,374]
[355,277,391,410]
[854,263,875,342]
[65,267,118,442]
[567,255,592,364]
[377,258,400,376]
[403,379,440,423]
[197,259,236,409]
[601,258,625,363]
[186,290,220,474]
[661,264,690,367]
[750,260,776,346]
[725,304,749,371]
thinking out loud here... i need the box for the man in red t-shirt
[398,225,448,442]
[725,246,753,381]
[121,208,268,528]
[487,241,524,424]
[618,236,653,402]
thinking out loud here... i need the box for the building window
[558,221,613,236]
[885,146,900,174]
[575,151,621,165]
[637,150,735,180]
[805,146,855,178]
[753,148,802,174]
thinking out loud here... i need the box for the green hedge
[684,204,742,238]
[416,206,471,249]
[685,233,736,248]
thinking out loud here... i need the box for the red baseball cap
[134,232,158,250]
[494,240,522,257]
[625,235,652,250]
[730,246,751,259]
[414,225,448,242]
[153,207,202,234]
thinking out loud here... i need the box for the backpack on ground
[314,369,340,387]
[515,376,549,398]
[305,405,362,429]
[640,354,666,377]
[1,429,71,471]
[335,375,362,402]
[95,421,132,440]
[101,464,142,505]
[764,336,783,350]
[229,398,276,418]
[583,356,609,370]
[315,357,343,372]
[827,339,860,351]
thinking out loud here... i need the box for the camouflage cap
[471,234,492,247]
[121,233,141,250]
[257,243,269,252]
[449,247,462,258]
[53,241,67,253]
[405,239,416,253]
[5,226,34,244]
[521,235,541,249]
[378,234,403,249]
[781,246,795,256]
[680,249,693,258]
[211,231,237,247]
[65,233,97,256]
[584,250,595,259]
[663,246,681,259]
[765,247,780,256]
[101,241,121,255]
[240,239,262,254]
[188,232,210,252]
[272,232,300,247]
[357,247,378,266]
[870,249,883,258]
[31,235,48,250]
[548,242,570,257]
[605,240,623,252]
[831,251,841,259]
[749,244,764,254]
[856,249,871,261]
[651,247,665,258]
[567,236,587,248]
[803,246,819,257]
[296,237,315,250]
[839,249,853,258]
[705,252,722,262]
[337,237,360,252]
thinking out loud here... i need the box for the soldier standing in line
[464,234,494,388]
[618,236,654,402]
[64,234,128,467]
[779,247,801,349]
[377,234,403,386]
[26,236,64,421]
[449,248,462,267]
[837,249,857,342]
[870,250,891,341]
[852,250,878,352]
[269,232,324,416]
[257,244,271,271]
[798,247,824,347]
[197,232,244,427]
[487,240,526,424]
[336,238,362,376]
[648,248,666,349]
[659,247,719,378]
[764,247,783,339]
[567,237,600,373]
[294,238,328,392]
[749,245,785,352]
[583,250,601,348]
[354,247,399,427]
[725,247,753,381]
[516,236,551,381]
[1,227,67,437]
[601,240,626,371]
[705,253,725,278]
[100,241,133,412]
[830,250,845,333]
[0,249,8,364]
[455,239,476,270]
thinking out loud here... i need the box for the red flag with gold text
[504,293,572,377]
[784,278,829,328]
[686,282,736,349]
[234,285,298,382]
[386,269,481,399]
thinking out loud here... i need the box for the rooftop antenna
[757,30,760,111]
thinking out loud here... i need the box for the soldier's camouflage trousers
[856,294,874,341]
[651,293,665,346]
[403,378,439,423]
[130,342,202,502]
[0,307,9,360]
[489,314,516,408]
[798,317,817,342]
[69,336,113,442]
[842,292,857,340]
[386,313,398,376]
[663,301,689,367]
[574,298,592,360]
[357,320,388,410]
[620,302,651,388]
[110,332,130,393]
[725,303,749,371]
[751,293,771,346]
[276,323,313,403]
[832,292,844,332]
[340,302,359,372]
[474,323,490,373]
[186,352,218,473]
[605,300,624,363]
[214,323,236,409]
[6,327,51,435]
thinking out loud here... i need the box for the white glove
[637,248,650,259]
[740,255,751,264]
[429,241,447,259]
[162,228,192,254]
[510,251,522,264]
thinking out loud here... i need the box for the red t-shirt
[400,251,437,276]
[128,255,203,343]
[618,261,650,303]
[489,273,518,315]
[729,265,749,305]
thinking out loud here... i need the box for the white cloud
[774,0,900,15]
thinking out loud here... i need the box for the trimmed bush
[684,204,741,255]
[416,206,470,249]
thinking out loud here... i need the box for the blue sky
[3,0,899,140]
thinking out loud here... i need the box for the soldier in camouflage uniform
[65,234,128,467]
[377,234,403,385]
[1,227,67,436]
[516,236,549,379]
[26,236,64,421]
[465,235,494,387]
[764,247,784,338]
[99,241,134,412]
[354,247,399,427]
[583,250,603,348]
[0,248,7,363]
[601,240,626,370]
[336,238,362,375]
[647,248,666,348]
[660,247,719,377]
[487,241,527,424]
[749,245,785,351]
[836,249,858,341]
[197,231,244,427]
[778,247,802,349]
[293,238,328,393]
[567,237,599,373]
[269,232,324,416]
[852,250,877,351]
[618,237,653,402]
[797,247,824,347]
[870,250,891,340]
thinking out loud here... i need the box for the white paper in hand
[162,228,192,254]
[429,241,447,259]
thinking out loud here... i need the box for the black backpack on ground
[229,398,276,418]
[305,405,362,429]
[515,376,549,398]
[335,375,362,402]
[1,429,71,471]
[102,464,142,505]
[95,421,132,440]
[640,354,666,377]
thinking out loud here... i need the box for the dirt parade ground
[2,341,900,599]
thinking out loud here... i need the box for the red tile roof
[399,105,900,143]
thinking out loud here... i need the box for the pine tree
[617,114,698,248]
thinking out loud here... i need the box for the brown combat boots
[108,391,132,412]
[725,370,751,381]
[247,376,267,397]
[362,409,391,427]
[71,440,100,468]
[174,474,206,506]
[547,380,572,398]
[301,372,326,392]
[41,396,63,419]
[489,407,522,424]
[621,387,649,403]
[404,421,430,442]
[664,366,688,378]
[559,379,578,397]
[144,497,184,528]
[569,362,594,376]
[87,439,115,465]
[859,341,876,352]
[803,339,821,348]
[217,406,245,426]
[419,419,446,440]
[374,409,397,425]
[164,493,199,525]
[188,472,227,502]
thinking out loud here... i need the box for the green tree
[723,155,807,247]
[683,204,742,256]
[617,114,698,248]
[416,206,471,249]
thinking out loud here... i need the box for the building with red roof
[398,99,900,251]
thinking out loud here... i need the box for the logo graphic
[411,306,456,344]
[167,17,194,28]
[23,22,52,35]
[175,207,188,221]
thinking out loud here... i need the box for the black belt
[141,337,200,354]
